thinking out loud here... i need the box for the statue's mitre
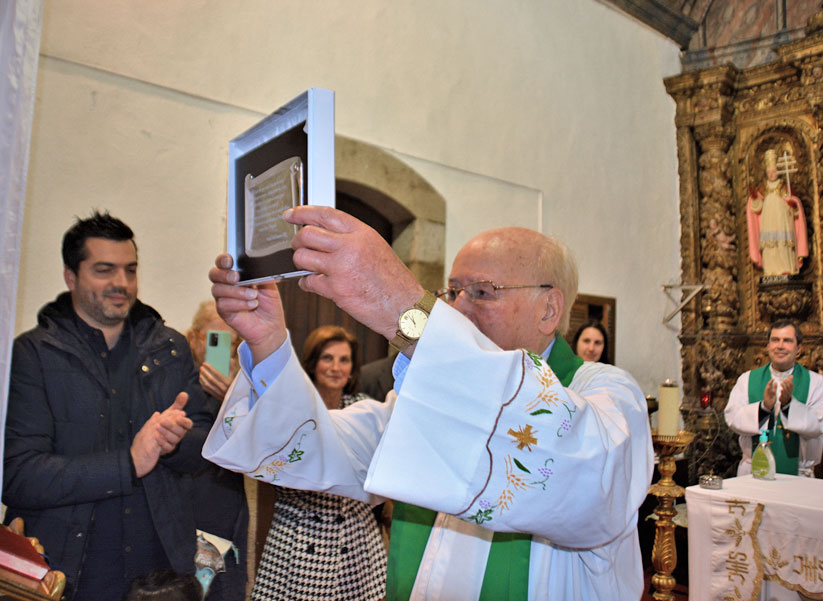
[764,148,777,170]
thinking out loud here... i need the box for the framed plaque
[227,88,335,284]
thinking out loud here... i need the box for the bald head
[458,228,578,333]
[448,227,578,352]
[463,228,544,276]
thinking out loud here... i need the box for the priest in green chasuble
[725,320,823,477]
[204,207,654,601]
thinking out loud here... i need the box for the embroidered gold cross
[508,424,538,451]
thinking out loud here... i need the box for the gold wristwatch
[389,291,437,353]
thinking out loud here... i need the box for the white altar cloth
[686,474,823,601]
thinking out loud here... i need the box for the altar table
[686,475,823,600]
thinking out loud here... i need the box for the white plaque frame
[227,87,335,284]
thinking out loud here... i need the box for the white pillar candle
[658,381,679,437]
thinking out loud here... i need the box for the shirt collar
[540,337,556,361]
[770,364,794,380]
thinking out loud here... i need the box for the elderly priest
[203,206,654,601]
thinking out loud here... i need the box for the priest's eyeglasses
[435,281,553,303]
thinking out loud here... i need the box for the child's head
[124,569,202,601]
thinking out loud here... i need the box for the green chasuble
[385,336,583,601]
[747,363,810,475]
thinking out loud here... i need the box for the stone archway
[335,135,446,292]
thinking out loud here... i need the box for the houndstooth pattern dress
[251,393,387,601]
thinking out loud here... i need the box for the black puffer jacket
[3,292,213,596]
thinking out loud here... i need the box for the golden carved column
[694,123,737,331]
[674,124,701,337]
[691,122,746,424]
[665,68,749,480]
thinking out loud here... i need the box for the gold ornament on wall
[665,26,823,480]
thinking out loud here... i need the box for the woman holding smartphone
[185,301,248,601]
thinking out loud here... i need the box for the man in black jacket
[3,212,213,601]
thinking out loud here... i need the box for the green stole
[747,363,809,475]
[385,336,584,601]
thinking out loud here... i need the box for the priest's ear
[537,288,563,336]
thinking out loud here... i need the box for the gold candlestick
[649,430,694,601]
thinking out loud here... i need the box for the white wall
[17,0,682,393]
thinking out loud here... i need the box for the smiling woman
[572,320,611,365]
[301,325,361,410]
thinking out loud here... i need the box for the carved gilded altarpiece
[665,21,823,481]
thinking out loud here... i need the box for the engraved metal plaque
[244,156,303,258]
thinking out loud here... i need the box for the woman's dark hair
[301,325,361,395]
[571,319,611,364]
[123,569,201,601]
[62,210,136,273]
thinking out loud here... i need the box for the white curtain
[0,0,44,497]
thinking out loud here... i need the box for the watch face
[399,307,428,339]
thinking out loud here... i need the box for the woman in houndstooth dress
[251,326,387,601]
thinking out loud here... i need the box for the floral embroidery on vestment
[525,358,561,414]
[252,432,308,481]
[221,401,249,438]
[244,418,317,482]
[496,455,533,512]
[460,351,576,524]
[529,458,555,491]
[466,499,496,525]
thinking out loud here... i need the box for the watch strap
[389,291,437,352]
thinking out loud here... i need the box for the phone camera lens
[209,333,218,346]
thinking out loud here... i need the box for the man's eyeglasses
[435,281,553,303]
